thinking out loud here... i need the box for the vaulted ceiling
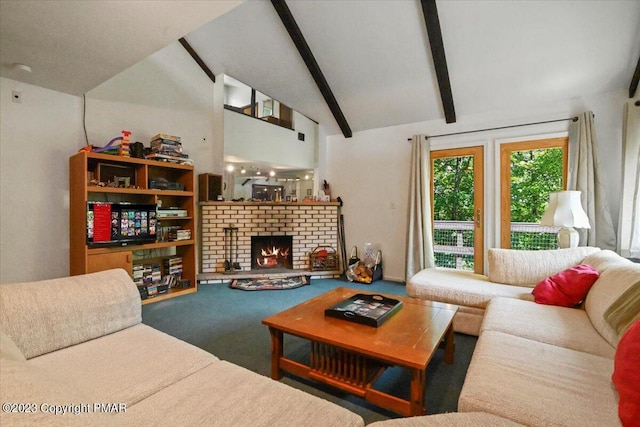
[2,1,639,137]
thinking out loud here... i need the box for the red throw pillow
[532,264,599,307]
[613,318,640,427]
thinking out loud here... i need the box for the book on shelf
[325,293,403,327]
[150,143,183,154]
[163,257,183,278]
[133,264,144,287]
[150,133,181,143]
[149,138,182,149]
[141,263,162,286]
[144,153,193,165]
[167,229,191,241]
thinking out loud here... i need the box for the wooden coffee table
[262,287,458,416]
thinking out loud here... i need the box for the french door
[499,137,568,249]
[431,146,484,274]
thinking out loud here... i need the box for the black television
[87,202,157,247]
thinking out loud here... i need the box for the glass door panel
[431,146,484,273]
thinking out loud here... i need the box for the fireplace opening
[251,236,293,270]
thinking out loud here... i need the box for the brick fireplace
[199,202,340,278]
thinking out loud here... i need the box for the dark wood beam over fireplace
[629,54,640,98]
[420,0,456,124]
[271,0,352,138]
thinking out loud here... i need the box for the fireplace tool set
[223,226,241,273]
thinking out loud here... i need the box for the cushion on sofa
[407,268,534,309]
[604,279,640,337]
[612,318,640,427]
[481,297,615,358]
[487,247,600,287]
[120,361,365,427]
[28,323,218,407]
[0,269,141,359]
[583,249,633,272]
[459,331,619,427]
[531,264,599,307]
[0,358,112,426]
[585,263,640,348]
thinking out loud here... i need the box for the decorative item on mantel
[540,191,591,248]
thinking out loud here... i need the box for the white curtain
[619,101,640,258]
[405,135,435,281]
[568,111,617,250]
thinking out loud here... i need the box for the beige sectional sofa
[2,249,636,427]
[0,269,364,427]
[407,247,601,335]
[404,247,639,427]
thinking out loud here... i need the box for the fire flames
[257,246,290,268]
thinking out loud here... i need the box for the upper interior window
[224,75,294,130]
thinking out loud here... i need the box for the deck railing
[433,221,560,270]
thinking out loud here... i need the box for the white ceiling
[0,0,241,95]
[1,0,639,136]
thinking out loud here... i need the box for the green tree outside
[432,148,563,268]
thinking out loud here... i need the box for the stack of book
[143,264,162,285]
[163,257,183,282]
[133,264,146,299]
[134,263,162,299]
[133,264,144,287]
[167,228,191,241]
[146,133,193,165]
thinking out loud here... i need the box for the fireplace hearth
[251,236,293,270]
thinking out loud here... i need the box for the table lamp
[540,191,591,248]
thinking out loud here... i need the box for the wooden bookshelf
[69,151,197,304]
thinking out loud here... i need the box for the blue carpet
[142,278,476,424]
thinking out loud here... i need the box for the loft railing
[433,221,560,270]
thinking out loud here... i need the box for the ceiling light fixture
[269,170,276,177]
[304,175,309,180]
[240,166,246,174]
[226,164,235,172]
[256,169,261,175]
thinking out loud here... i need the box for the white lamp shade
[540,191,591,229]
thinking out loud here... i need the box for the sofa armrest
[488,247,600,287]
[0,269,141,359]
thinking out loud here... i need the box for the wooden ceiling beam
[629,54,640,98]
[179,37,216,83]
[271,0,352,138]
[420,0,456,124]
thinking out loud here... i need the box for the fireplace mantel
[199,202,340,280]
[199,201,339,207]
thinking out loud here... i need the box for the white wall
[84,98,218,174]
[0,77,84,283]
[323,89,629,282]
[224,109,317,169]
[0,77,221,284]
